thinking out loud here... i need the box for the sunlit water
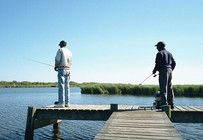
[0,87,202,139]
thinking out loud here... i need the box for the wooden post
[162,105,171,119]
[25,106,37,140]
[111,104,118,112]
[53,120,61,129]
[34,119,61,130]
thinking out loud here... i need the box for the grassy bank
[80,83,203,97]
[0,81,79,88]
[1,81,203,97]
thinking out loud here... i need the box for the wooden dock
[25,104,203,139]
[94,110,181,140]
[171,106,203,123]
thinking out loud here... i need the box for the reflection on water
[52,128,63,140]
[34,120,105,140]
[174,123,203,140]
[0,87,203,139]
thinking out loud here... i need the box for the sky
[0,0,203,85]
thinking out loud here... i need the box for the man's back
[155,49,176,71]
[55,47,72,68]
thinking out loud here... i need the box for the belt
[58,66,70,70]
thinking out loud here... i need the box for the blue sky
[0,0,203,85]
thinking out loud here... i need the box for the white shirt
[55,47,72,69]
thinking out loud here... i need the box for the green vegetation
[80,83,159,95]
[173,85,203,97]
[1,81,203,97]
[0,81,79,88]
[80,83,203,97]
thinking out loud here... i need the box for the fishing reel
[153,91,161,109]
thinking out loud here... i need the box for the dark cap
[155,41,165,47]
[59,40,67,47]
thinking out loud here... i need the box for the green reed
[81,83,203,97]
[1,81,202,97]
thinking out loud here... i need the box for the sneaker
[65,103,70,107]
[54,101,59,105]
[54,104,65,108]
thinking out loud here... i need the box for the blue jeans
[58,69,70,105]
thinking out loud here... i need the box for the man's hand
[69,71,71,80]
[54,67,58,71]
[152,70,156,74]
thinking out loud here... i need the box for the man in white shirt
[54,40,72,107]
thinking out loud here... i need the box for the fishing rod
[23,58,71,79]
[139,73,158,85]
[23,58,54,67]
[139,74,153,85]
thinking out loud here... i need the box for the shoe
[54,104,65,108]
[65,103,70,107]
[54,101,59,105]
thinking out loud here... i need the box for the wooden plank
[95,133,181,140]
[43,105,55,108]
[71,105,88,110]
[118,105,127,110]
[41,105,203,112]
[99,127,179,134]
[110,111,168,117]
[94,105,108,111]
[80,105,97,111]
[89,105,103,110]
[195,106,203,111]
[181,106,196,111]
[69,105,88,110]
[41,105,111,111]
[97,126,181,136]
[94,110,181,140]
[125,105,133,110]
[138,106,154,110]
[173,106,181,111]
[172,106,179,111]
[40,104,139,111]
[99,126,179,133]
[175,106,188,111]
[104,119,172,124]
[100,105,110,111]
[132,105,139,110]
[187,106,203,112]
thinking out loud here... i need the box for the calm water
[0,87,203,140]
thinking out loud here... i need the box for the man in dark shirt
[153,41,176,109]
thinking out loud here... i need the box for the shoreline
[0,81,202,97]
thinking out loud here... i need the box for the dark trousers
[159,68,174,106]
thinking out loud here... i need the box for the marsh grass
[1,81,202,97]
[80,83,203,97]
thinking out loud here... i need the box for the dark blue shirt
[153,49,176,72]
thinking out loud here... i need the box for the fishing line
[139,73,158,85]
[139,74,153,85]
[23,57,54,67]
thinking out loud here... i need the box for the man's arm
[171,55,176,70]
[153,53,161,74]
[55,49,61,71]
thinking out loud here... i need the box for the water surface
[0,87,202,139]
